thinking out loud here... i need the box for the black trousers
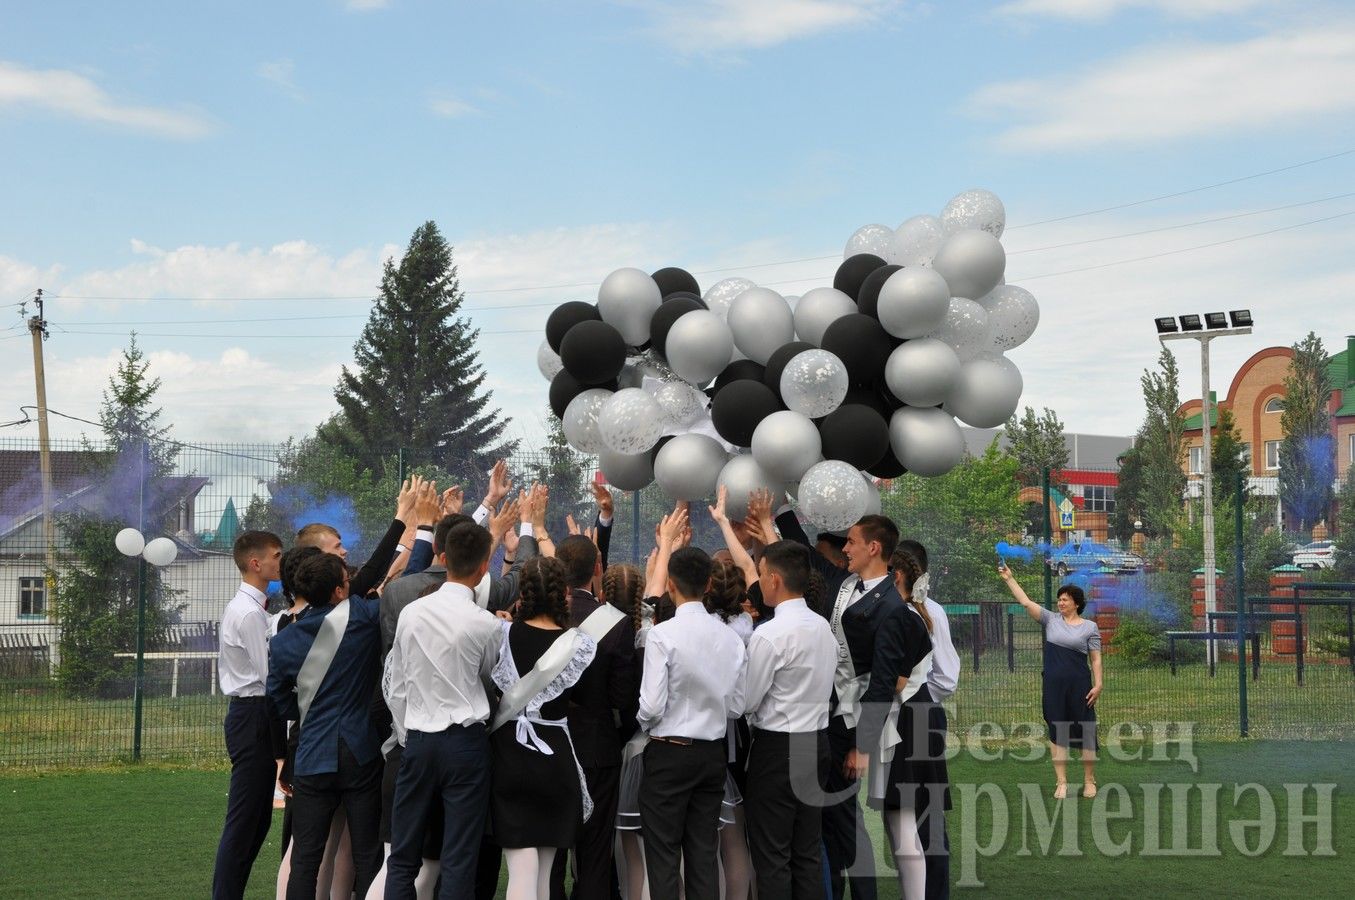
[639,740,726,900]
[550,763,622,900]
[920,704,950,900]
[822,718,877,900]
[212,698,277,900]
[287,738,384,900]
[745,729,830,900]
[386,724,491,900]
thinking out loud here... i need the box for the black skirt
[490,723,584,848]
[872,684,952,813]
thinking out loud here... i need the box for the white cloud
[640,0,901,52]
[969,25,1355,150]
[428,93,480,118]
[345,0,391,10]
[257,59,304,100]
[0,60,214,139]
[995,0,1269,20]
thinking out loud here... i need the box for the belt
[229,695,267,705]
[649,735,721,747]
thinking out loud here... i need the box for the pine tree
[1003,406,1070,488]
[1210,407,1249,507]
[1137,347,1187,538]
[328,221,516,478]
[1279,332,1335,532]
[96,333,179,476]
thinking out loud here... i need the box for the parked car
[1292,541,1336,569]
[1099,550,1148,574]
[1045,542,1146,576]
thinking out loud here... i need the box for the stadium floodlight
[1179,314,1204,332]
[1229,309,1253,328]
[1204,312,1229,329]
[1155,316,1179,334]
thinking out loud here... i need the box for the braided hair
[705,558,746,622]
[516,556,570,628]
[601,563,646,633]
[888,548,931,633]
[805,569,831,619]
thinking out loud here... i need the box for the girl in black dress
[490,557,598,900]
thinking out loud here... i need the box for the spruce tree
[1210,407,1249,507]
[1279,332,1335,532]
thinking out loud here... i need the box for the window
[1265,440,1281,470]
[1082,484,1116,513]
[1189,446,1204,474]
[18,577,46,618]
[1264,397,1285,413]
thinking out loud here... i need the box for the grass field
[0,740,1348,898]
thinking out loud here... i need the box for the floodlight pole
[1161,325,1251,667]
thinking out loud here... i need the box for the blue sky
[3,0,1354,451]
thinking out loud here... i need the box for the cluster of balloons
[536,188,1040,532]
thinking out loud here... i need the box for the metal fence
[1,436,1351,768]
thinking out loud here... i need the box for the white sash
[296,601,350,727]
[868,649,933,803]
[831,576,868,727]
[491,628,585,732]
[579,601,626,640]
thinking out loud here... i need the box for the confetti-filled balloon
[978,284,1040,351]
[598,388,665,455]
[940,189,1006,239]
[537,339,564,382]
[845,223,895,260]
[703,277,756,320]
[929,297,992,362]
[653,380,707,429]
[562,388,612,454]
[798,460,870,532]
[888,215,945,267]
[779,349,849,419]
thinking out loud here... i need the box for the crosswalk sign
[1058,498,1075,530]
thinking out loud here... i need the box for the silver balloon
[798,460,870,532]
[779,349,849,419]
[598,448,654,492]
[945,355,1024,429]
[845,224,894,259]
[940,189,1006,239]
[562,388,612,454]
[883,338,962,407]
[931,229,1006,301]
[665,310,734,385]
[537,339,563,382]
[716,455,785,520]
[784,294,800,311]
[598,388,664,454]
[654,433,728,501]
[751,410,822,482]
[597,267,663,346]
[928,297,991,361]
[653,380,707,429]
[887,215,945,267]
[889,406,966,477]
[876,267,951,339]
[977,284,1040,351]
[862,476,882,516]
[728,287,795,364]
[793,287,856,346]
[702,277,756,321]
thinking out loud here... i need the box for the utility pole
[28,290,57,580]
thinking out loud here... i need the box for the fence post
[397,448,408,485]
[1042,468,1052,608]
[1234,470,1248,738]
[132,440,149,762]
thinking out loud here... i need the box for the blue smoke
[271,486,363,550]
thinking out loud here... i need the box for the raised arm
[765,490,849,585]
[592,482,614,571]
[352,477,419,599]
[709,485,759,587]
[999,563,1045,623]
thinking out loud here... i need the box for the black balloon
[713,359,766,393]
[549,370,617,419]
[820,404,890,470]
[821,314,893,388]
[652,267,701,299]
[559,320,627,386]
[711,380,783,447]
[843,386,892,420]
[855,264,902,321]
[833,253,887,301]
[762,340,815,393]
[546,301,602,353]
[649,296,705,357]
[867,446,907,479]
[662,290,704,306]
[649,434,675,464]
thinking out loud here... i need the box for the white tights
[504,847,557,900]
[886,808,926,900]
[363,844,439,900]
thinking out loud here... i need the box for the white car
[1292,541,1335,569]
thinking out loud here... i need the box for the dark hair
[233,530,282,573]
[1058,584,1087,614]
[434,513,475,557]
[897,539,929,574]
[556,535,599,588]
[280,546,323,602]
[889,548,931,632]
[292,553,348,606]
[517,557,570,628]
[706,558,746,622]
[602,563,645,633]
[668,547,713,600]
[806,569,830,619]
[444,523,493,578]
[853,514,899,560]
[761,540,812,595]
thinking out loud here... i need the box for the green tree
[96,333,179,476]
[1003,406,1070,487]
[1137,347,1187,539]
[1211,408,1249,508]
[1112,441,1146,539]
[1279,332,1335,532]
[1334,466,1355,579]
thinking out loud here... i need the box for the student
[213,530,285,900]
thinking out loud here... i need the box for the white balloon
[655,433,728,501]
[751,410,823,482]
[536,339,563,382]
[862,476,882,516]
[665,310,734,385]
[779,349,849,419]
[929,298,991,361]
[876,268,951,339]
[888,215,945,267]
[977,284,1040,351]
[798,460,870,532]
[717,455,785,520]
[940,189,1007,239]
[845,224,894,260]
[653,380,707,429]
[931,229,1006,301]
[793,287,857,346]
[702,277,756,321]
[598,388,664,454]
[562,388,612,454]
[597,267,663,346]
[115,527,145,557]
[946,355,1025,428]
[143,536,178,567]
[889,406,966,477]
[883,338,962,407]
[728,287,795,364]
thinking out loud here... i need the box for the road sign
[1058,497,1075,531]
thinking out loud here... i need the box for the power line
[15,407,282,463]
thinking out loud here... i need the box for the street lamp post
[1157,311,1252,667]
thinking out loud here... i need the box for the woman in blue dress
[998,565,1103,799]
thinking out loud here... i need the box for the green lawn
[0,740,1349,898]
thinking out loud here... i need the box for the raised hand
[708,484,729,526]
[489,496,521,542]
[566,514,581,536]
[441,485,464,516]
[484,459,512,509]
[591,481,614,521]
[530,484,549,530]
[395,476,420,523]
[657,506,688,549]
[414,480,442,525]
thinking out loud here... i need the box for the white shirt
[218,583,270,697]
[744,598,837,733]
[917,596,959,702]
[638,603,747,741]
[726,611,755,647]
[383,582,503,736]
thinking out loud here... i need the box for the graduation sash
[831,575,894,728]
[296,600,350,727]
